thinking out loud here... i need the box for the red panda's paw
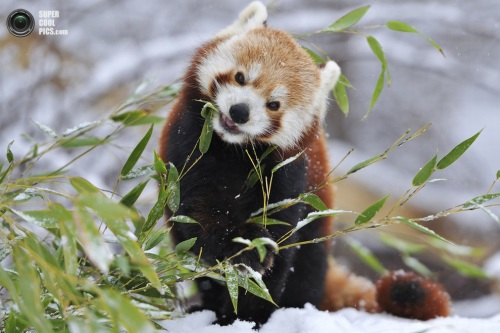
[375,270,451,320]
[229,224,276,274]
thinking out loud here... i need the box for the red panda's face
[196,28,340,150]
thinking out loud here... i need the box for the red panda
[159,1,450,325]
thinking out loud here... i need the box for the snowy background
[1,0,500,331]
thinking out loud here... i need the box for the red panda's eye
[267,101,280,111]
[235,72,245,85]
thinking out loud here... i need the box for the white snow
[158,305,500,333]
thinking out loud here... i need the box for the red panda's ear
[216,1,268,38]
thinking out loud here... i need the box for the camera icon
[6,9,35,37]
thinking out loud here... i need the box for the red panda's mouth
[220,114,242,134]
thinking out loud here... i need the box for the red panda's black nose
[229,103,250,124]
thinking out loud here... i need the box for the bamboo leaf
[365,70,385,120]
[355,194,390,225]
[464,193,500,208]
[33,120,58,138]
[247,217,290,226]
[140,186,169,236]
[296,209,350,232]
[379,233,426,254]
[143,228,170,251]
[169,215,199,224]
[61,136,106,148]
[62,121,100,137]
[443,256,488,279]
[121,165,155,180]
[111,110,151,126]
[167,163,180,213]
[347,154,385,175]
[301,193,329,211]
[402,255,432,277]
[303,47,325,64]
[366,36,390,83]
[324,5,371,32]
[74,206,113,273]
[120,179,150,208]
[397,217,452,244]
[6,141,14,163]
[199,104,215,154]
[96,289,156,333]
[52,204,78,276]
[412,154,438,186]
[386,20,445,57]
[120,124,154,176]
[272,150,304,173]
[9,209,59,228]
[175,237,197,253]
[346,238,387,274]
[333,79,349,116]
[70,176,102,195]
[437,130,481,170]
[224,266,240,314]
[153,149,168,174]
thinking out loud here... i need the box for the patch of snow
[157,305,500,333]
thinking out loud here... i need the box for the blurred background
[1,0,499,317]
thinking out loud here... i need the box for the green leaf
[70,176,102,195]
[463,193,500,208]
[366,70,385,119]
[140,186,169,236]
[121,165,156,180]
[120,179,150,208]
[386,20,445,57]
[143,228,170,251]
[296,209,350,232]
[252,238,279,262]
[379,233,426,254]
[111,110,154,126]
[153,150,168,174]
[169,215,199,224]
[355,194,389,225]
[96,289,156,333]
[333,79,349,116]
[246,217,290,226]
[402,255,432,277]
[120,124,154,176]
[324,5,370,32]
[166,163,180,213]
[303,47,325,64]
[397,217,452,244]
[52,204,78,276]
[9,209,59,228]
[74,206,113,273]
[6,141,14,163]
[367,36,390,82]
[496,170,500,180]
[199,103,216,154]
[412,154,438,186]
[224,266,240,314]
[437,130,481,170]
[62,121,100,137]
[443,256,488,279]
[346,238,387,275]
[301,193,329,211]
[61,136,106,148]
[175,237,197,253]
[272,150,304,173]
[33,120,58,138]
[12,246,54,333]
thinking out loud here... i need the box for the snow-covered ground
[1,0,500,330]
[160,305,500,333]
